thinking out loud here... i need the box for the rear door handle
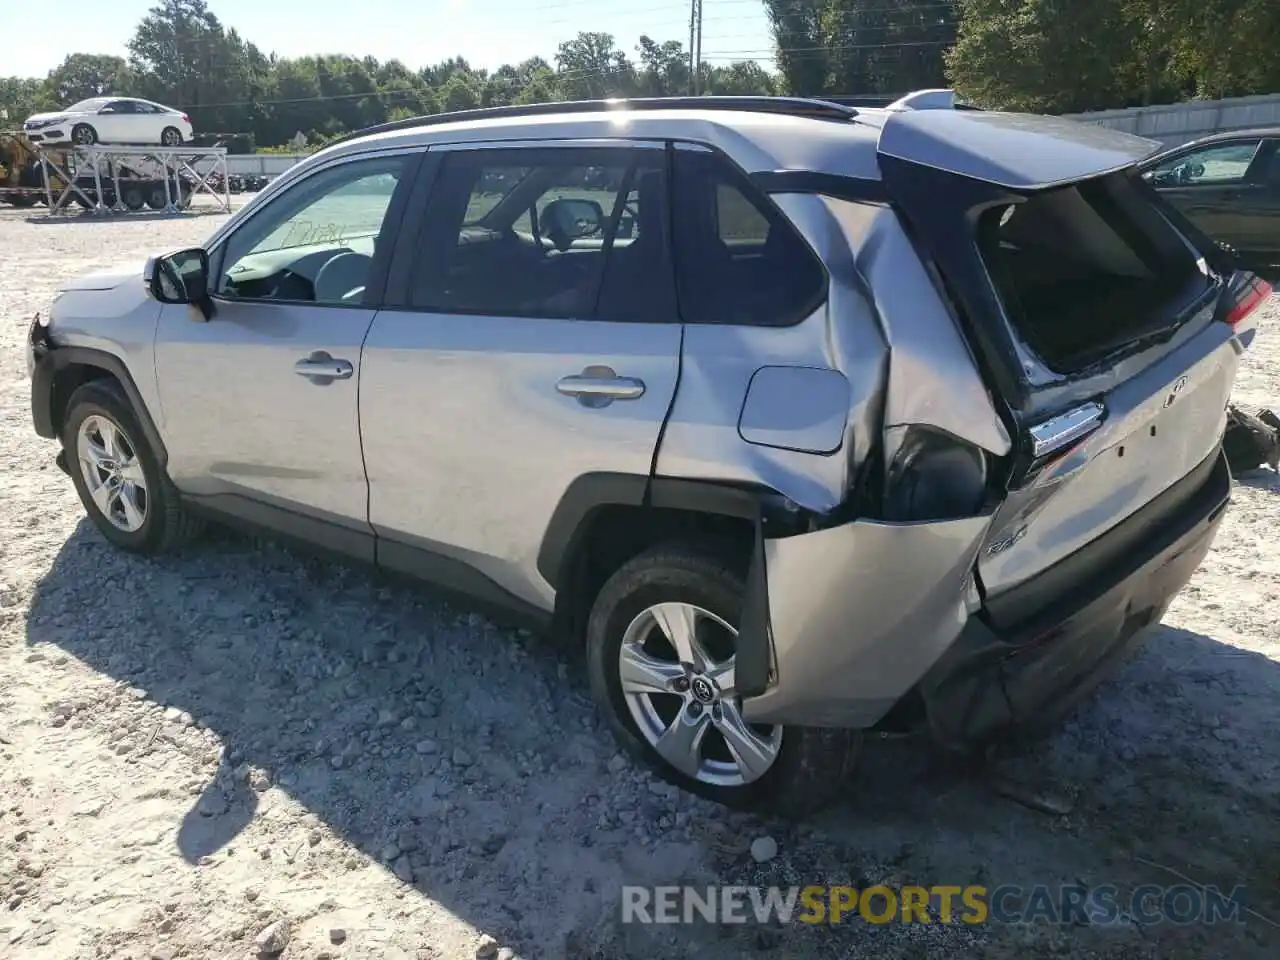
[294,351,353,383]
[556,367,646,407]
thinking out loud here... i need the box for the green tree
[636,36,690,96]
[0,77,54,122]
[441,75,480,112]
[947,0,1141,112]
[706,61,778,96]
[46,54,133,104]
[763,0,831,95]
[555,32,636,99]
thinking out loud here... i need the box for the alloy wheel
[76,414,148,532]
[618,601,782,786]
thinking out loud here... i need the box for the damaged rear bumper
[739,447,1231,739]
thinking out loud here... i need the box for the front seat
[594,170,677,321]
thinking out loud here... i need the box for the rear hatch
[873,107,1253,619]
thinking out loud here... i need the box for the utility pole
[688,0,704,95]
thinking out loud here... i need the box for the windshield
[66,98,111,113]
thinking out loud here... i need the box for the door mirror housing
[146,248,213,319]
[540,197,604,250]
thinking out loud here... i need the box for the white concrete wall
[224,153,309,176]
[1061,92,1280,148]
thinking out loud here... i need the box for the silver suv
[27,92,1266,816]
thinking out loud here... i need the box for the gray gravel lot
[1,202,1278,959]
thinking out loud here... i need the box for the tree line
[1,0,1277,150]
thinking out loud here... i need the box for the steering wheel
[313,251,373,303]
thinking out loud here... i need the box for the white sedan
[23,97,193,148]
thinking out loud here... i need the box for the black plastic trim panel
[735,522,774,698]
[376,532,553,630]
[182,493,553,631]
[536,472,650,588]
[30,341,170,467]
[183,493,376,563]
[535,472,786,591]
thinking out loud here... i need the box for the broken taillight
[1225,275,1272,327]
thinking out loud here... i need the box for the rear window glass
[977,173,1211,373]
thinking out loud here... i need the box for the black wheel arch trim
[31,342,169,468]
[536,472,784,590]
[537,471,789,699]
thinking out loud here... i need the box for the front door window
[216,155,411,306]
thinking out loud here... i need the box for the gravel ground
[1,202,1278,960]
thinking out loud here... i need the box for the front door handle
[556,366,646,407]
[294,351,353,383]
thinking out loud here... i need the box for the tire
[145,183,168,210]
[61,379,203,555]
[71,123,97,146]
[585,543,860,818]
[160,126,183,147]
[121,185,145,211]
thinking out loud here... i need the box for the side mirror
[146,248,212,319]
[540,197,604,250]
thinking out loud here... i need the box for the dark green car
[1140,127,1280,273]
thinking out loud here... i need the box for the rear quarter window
[672,150,827,327]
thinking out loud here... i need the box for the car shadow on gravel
[23,519,1280,958]
[1234,467,1280,491]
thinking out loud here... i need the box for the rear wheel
[585,544,860,818]
[160,126,183,147]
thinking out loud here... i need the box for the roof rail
[325,95,860,148]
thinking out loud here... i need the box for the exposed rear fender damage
[740,512,994,728]
[832,197,1011,458]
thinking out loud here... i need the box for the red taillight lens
[1226,276,1272,327]
[181,113,190,124]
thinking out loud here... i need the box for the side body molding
[740,513,995,728]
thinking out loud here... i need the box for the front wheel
[71,123,97,146]
[585,544,860,818]
[61,379,203,554]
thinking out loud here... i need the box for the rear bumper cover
[740,447,1231,735]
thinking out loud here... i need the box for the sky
[5,0,777,79]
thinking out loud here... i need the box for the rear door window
[671,149,827,326]
[409,146,678,323]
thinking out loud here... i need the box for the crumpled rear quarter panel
[742,513,994,727]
